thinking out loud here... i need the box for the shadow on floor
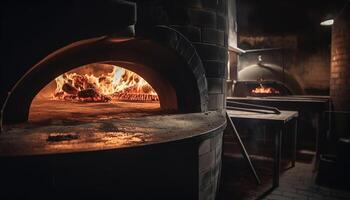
[218,140,350,200]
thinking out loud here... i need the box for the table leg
[292,119,298,167]
[314,113,321,171]
[274,127,282,188]
[226,112,261,185]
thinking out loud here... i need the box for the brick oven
[233,58,304,97]
[0,0,228,199]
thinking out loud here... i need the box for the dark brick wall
[330,5,350,111]
[135,1,228,199]
[176,0,228,111]
[198,131,223,200]
[0,131,226,199]
[136,0,228,111]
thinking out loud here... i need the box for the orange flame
[54,66,159,102]
[251,84,280,94]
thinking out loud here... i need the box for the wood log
[62,83,78,95]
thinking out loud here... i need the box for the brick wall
[137,0,228,111]
[176,1,228,111]
[135,1,228,199]
[198,131,223,200]
[330,5,350,111]
[168,2,227,199]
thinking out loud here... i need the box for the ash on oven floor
[47,133,79,142]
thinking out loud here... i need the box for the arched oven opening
[2,33,206,125]
[233,80,293,97]
[233,62,304,97]
[29,63,163,123]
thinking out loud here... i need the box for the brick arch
[1,26,208,125]
[145,26,208,112]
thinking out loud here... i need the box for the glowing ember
[251,84,280,94]
[54,65,159,102]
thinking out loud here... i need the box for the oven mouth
[233,80,293,97]
[1,26,209,126]
[28,63,164,125]
[36,63,160,103]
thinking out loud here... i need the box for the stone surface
[207,78,226,94]
[202,60,227,78]
[208,93,224,110]
[202,28,225,46]
[194,43,228,61]
[199,131,224,200]
[171,25,202,42]
[199,138,212,155]
[187,8,217,28]
[216,13,227,31]
[0,109,226,156]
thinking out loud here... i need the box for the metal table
[227,108,298,188]
[227,96,330,170]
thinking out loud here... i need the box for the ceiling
[237,0,349,35]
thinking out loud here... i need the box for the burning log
[77,88,111,102]
[62,83,79,95]
[77,88,99,98]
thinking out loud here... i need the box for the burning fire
[54,65,159,102]
[251,84,280,94]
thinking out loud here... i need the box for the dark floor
[261,162,350,200]
[219,131,350,200]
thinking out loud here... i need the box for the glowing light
[251,84,280,94]
[320,19,334,26]
[53,65,159,102]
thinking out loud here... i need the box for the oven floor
[1,111,225,156]
[29,99,162,123]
